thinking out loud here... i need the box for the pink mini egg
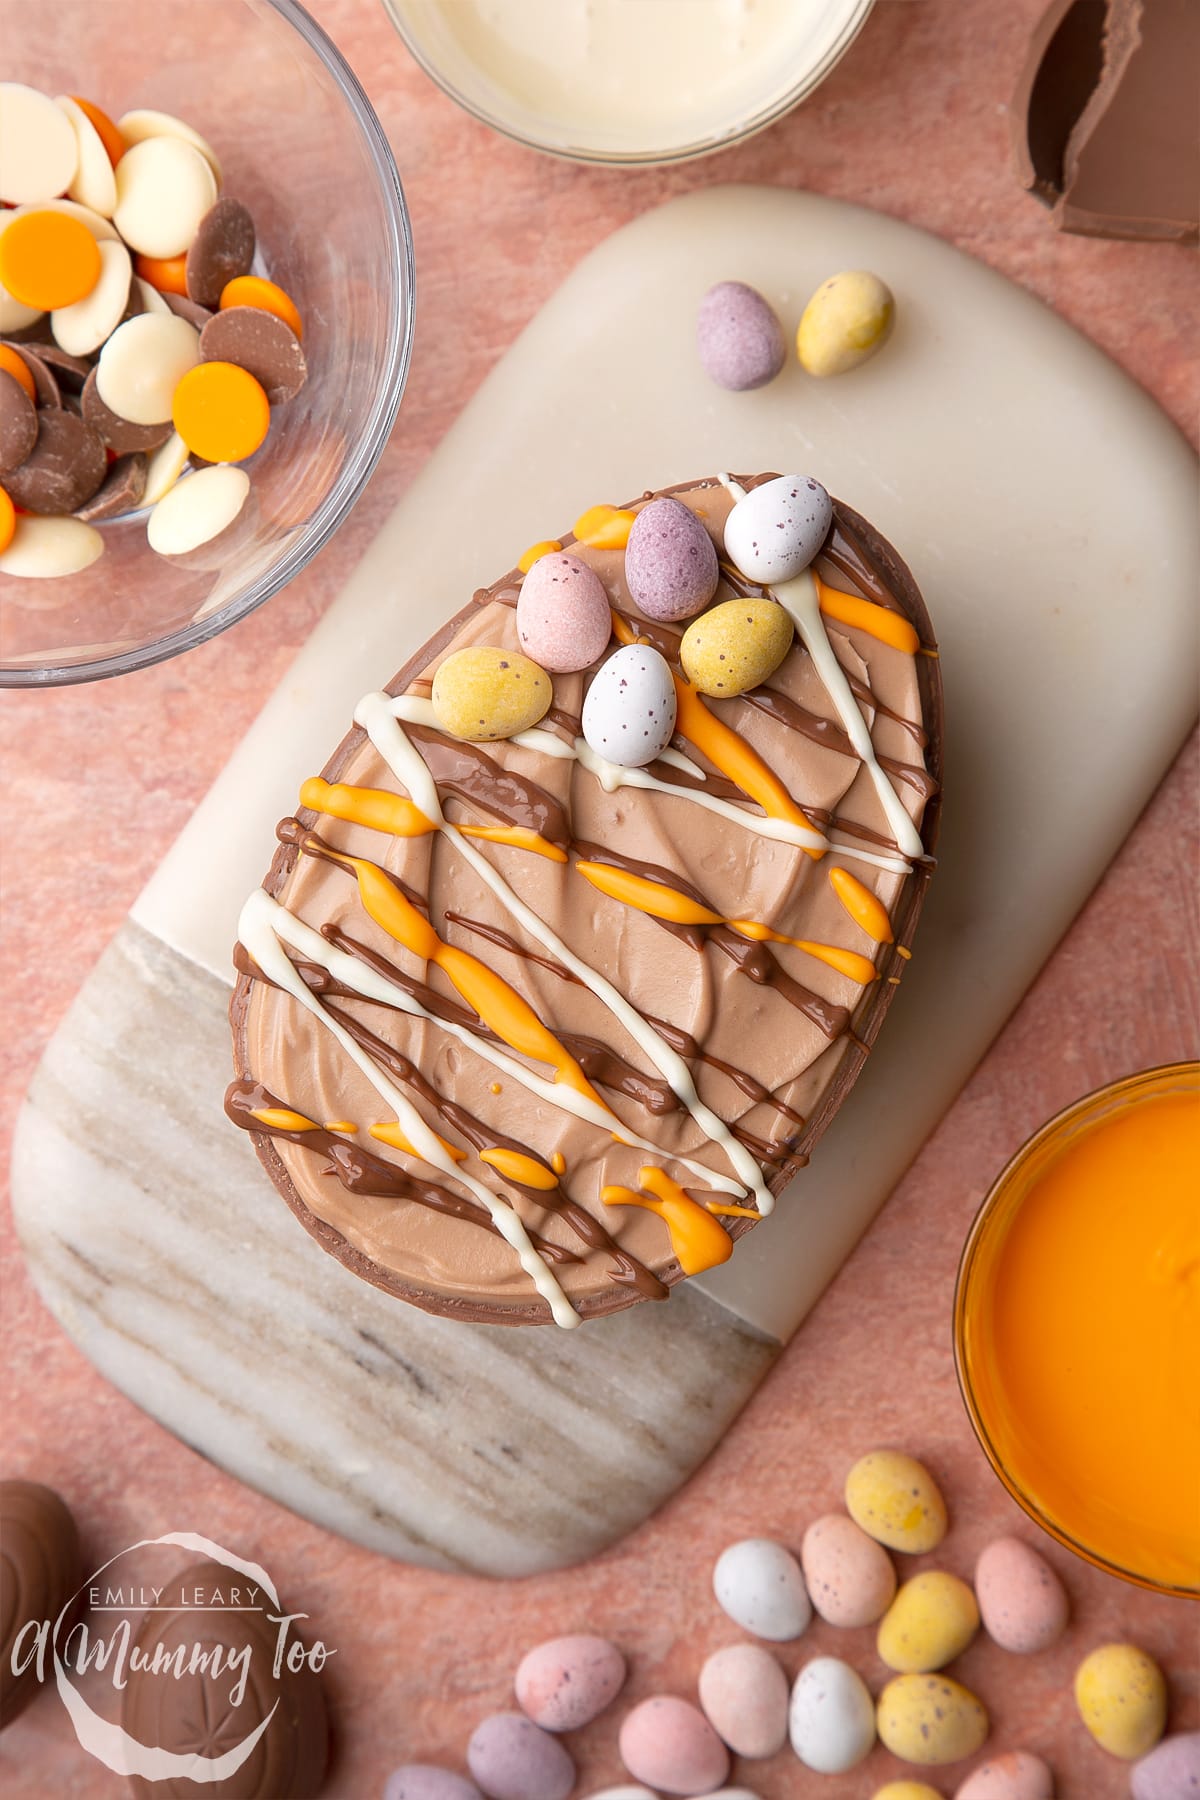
[954,1751,1055,1800]
[466,1713,574,1800]
[515,1633,627,1732]
[624,495,719,621]
[975,1538,1068,1654]
[698,1642,789,1757]
[619,1695,731,1796]
[801,1512,897,1627]
[516,551,612,673]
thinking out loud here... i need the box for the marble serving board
[12,187,1197,1576]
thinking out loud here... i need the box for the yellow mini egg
[680,597,794,698]
[846,1449,948,1553]
[878,1570,980,1673]
[1074,1644,1167,1760]
[873,1785,945,1800]
[431,646,552,742]
[797,269,895,377]
[877,1674,989,1767]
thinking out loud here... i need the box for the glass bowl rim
[952,1059,1200,1599]
[378,0,876,167]
[1,0,416,690]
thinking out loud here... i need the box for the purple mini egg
[384,1768,483,1800]
[1132,1732,1200,1800]
[624,496,719,621]
[466,1713,574,1800]
[516,551,612,673]
[697,280,786,391]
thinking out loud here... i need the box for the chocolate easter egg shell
[0,1479,82,1729]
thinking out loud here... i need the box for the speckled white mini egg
[789,1656,876,1773]
[712,1537,812,1641]
[723,474,832,585]
[581,643,677,768]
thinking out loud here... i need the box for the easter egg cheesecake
[227,475,942,1326]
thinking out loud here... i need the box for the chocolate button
[75,450,148,522]
[1,341,62,407]
[0,365,38,472]
[28,342,91,394]
[186,196,255,309]
[81,366,173,455]
[163,290,213,330]
[199,305,307,404]
[4,407,107,513]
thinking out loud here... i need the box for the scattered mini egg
[618,1695,730,1796]
[1074,1644,1167,1760]
[581,1789,658,1800]
[797,270,895,377]
[516,551,612,672]
[514,1634,626,1732]
[679,597,793,697]
[465,1713,575,1800]
[877,1570,980,1673]
[698,1641,789,1758]
[146,464,250,557]
[696,280,786,391]
[624,495,719,621]
[873,1785,946,1800]
[953,1751,1054,1800]
[581,643,677,769]
[722,474,832,586]
[384,1768,484,1800]
[432,646,552,743]
[801,1512,897,1628]
[845,1449,948,1554]
[1131,1731,1200,1800]
[711,1537,812,1641]
[789,1655,876,1773]
[974,1538,1068,1654]
[877,1674,989,1767]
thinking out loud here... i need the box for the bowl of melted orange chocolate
[227,474,942,1327]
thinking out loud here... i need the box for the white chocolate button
[0,514,104,577]
[116,108,223,186]
[147,465,249,556]
[56,96,118,218]
[11,196,120,242]
[96,313,200,424]
[0,83,79,204]
[51,238,133,357]
[113,137,217,259]
[135,275,171,315]
[142,431,191,505]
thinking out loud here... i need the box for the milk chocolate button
[82,366,173,455]
[163,290,213,330]
[1,342,61,407]
[200,305,307,404]
[0,366,38,472]
[0,1479,82,1729]
[186,196,255,309]
[28,342,91,394]
[121,1559,329,1798]
[75,450,148,521]
[3,407,107,513]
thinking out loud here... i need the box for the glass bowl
[954,1063,1200,1598]
[1,0,414,686]
[379,0,875,165]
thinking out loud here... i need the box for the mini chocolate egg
[680,597,793,697]
[873,1786,945,1800]
[789,1656,876,1773]
[723,474,832,586]
[432,646,552,743]
[801,1512,897,1628]
[877,1570,980,1673]
[877,1674,989,1767]
[581,643,677,768]
[466,1713,574,1800]
[515,1633,627,1731]
[384,1769,484,1800]
[845,1448,948,1553]
[516,551,612,672]
[954,1751,1054,1800]
[582,1789,658,1800]
[1074,1644,1167,1760]
[624,495,719,621]
[1132,1731,1200,1800]
[797,270,895,377]
[618,1695,730,1796]
[712,1537,812,1641]
[698,1642,789,1757]
[696,280,786,391]
[975,1537,1068,1654]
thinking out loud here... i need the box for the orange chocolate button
[70,96,126,169]
[218,275,303,341]
[135,252,190,297]
[0,487,14,553]
[0,210,102,311]
[0,345,37,405]
[172,360,270,464]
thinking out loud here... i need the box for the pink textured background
[2,1,1197,1794]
